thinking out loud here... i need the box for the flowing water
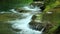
[0,6,44,34]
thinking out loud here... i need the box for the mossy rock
[0,13,26,22]
[43,6,60,34]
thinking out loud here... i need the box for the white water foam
[8,6,44,34]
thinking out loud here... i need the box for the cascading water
[7,6,44,34]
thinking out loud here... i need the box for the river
[0,6,44,34]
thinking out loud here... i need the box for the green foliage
[0,22,14,34]
[43,0,60,13]
[44,0,56,5]
[0,0,33,11]
[47,26,58,34]
[43,7,60,34]
[42,1,60,34]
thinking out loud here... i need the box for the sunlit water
[4,6,44,34]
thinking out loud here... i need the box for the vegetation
[42,0,60,34]
[0,0,33,11]
[0,0,60,34]
[44,0,60,13]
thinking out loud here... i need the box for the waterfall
[8,6,44,34]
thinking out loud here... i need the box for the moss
[43,7,60,34]
[43,0,60,13]
[0,13,26,22]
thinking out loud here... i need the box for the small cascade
[8,6,44,34]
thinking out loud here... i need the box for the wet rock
[29,15,44,31]
[29,21,44,31]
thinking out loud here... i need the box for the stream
[0,6,44,34]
